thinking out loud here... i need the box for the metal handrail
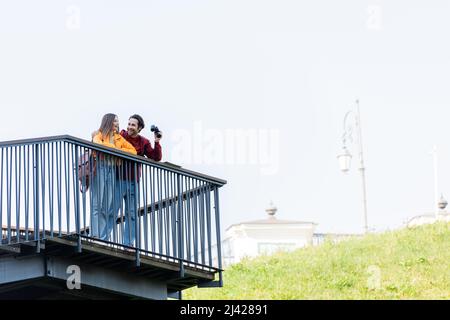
[0,135,227,186]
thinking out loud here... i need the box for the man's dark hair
[129,114,145,131]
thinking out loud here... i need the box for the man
[119,114,162,162]
[115,114,162,247]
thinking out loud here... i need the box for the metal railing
[0,135,226,279]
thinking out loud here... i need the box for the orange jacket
[93,132,137,155]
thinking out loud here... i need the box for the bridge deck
[0,233,218,299]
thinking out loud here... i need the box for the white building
[406,195,450,227]
[221,203,317,267]
[406,211,450,227]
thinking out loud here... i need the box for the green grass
[184,222,450,299]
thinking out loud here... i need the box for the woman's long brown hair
[98,113,117,139]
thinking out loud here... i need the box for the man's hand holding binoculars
[151,125,162,143]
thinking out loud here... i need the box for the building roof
[225,202,317,231]
[226,218,317,230]
[406,211,450,225]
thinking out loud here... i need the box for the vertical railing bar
[57,141,62,237]
[105,156,110,242]
[125,161,132,247]
[213,186,223,283]
[134,162,140,266]
[25,145,30,241]
[111,155,117,245]
[15,146,22,243]
[171,172,177,257]
[205,184,213,267]
[94,151,101,239]
[79,146,85,235]
[7,147,12,244]
[117,158,124,245]
[49,142,54,237]
[170,171,177,257]
[163,170,170,256]
[73,144,81,252]
[143,164,149,252]
[177,173,184,262]
[81,147,87,236]
[88,147,95,238]
[161,169,166,256]
[32,146,36,241]
[199,182,206,265]
[64,142,70,234]
[182,177,188,262]
[150,166,156,255]
[192,179,198,264]
[71,144,77,231]
[41,143,46,240]
[160,169,166,256]
[34,144,40,252]
[186,177,192,262]
[157,168,163,255]
[0,148,3,243]
[172,171,176,258]
[105,155,111,243]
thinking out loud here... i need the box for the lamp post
[337,100,369,234]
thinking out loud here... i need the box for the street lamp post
[337,100,369,234]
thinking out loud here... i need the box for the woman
[91,113,137,242]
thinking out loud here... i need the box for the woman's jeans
[90,161,117,241]
[114,179,138,247]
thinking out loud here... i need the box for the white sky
[1,0,450,234]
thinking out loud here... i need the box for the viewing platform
[0,135,226,299]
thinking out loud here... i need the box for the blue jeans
[90,162,117,241]
[114,179,138,247]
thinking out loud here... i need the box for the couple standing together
[90,113,162,247]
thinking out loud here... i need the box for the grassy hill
[184,222,450,299]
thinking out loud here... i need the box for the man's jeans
[90,162,117,241]
[115,179,138,247]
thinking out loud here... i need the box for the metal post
[6,147,12,244]
[74,145,82,252]
[134,162,140,267]
[177,174,185,278]
[177,174,184,261]
[192,179,199,264]
[213,186,223,286]
[25,146,30,241]
[49,143,54,237]
[34,144,41,253]
[6,147,11,243]
[0,149,3,242]
[355,100,369,234]
[15,146,21,243]
[40,143,46,240]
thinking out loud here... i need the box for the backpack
[77,151,97,192]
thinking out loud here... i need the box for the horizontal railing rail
[0,135,227,186]
[0,135,226,281]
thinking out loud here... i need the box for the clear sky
[1,0,450,234]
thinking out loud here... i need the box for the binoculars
[151,125,162,138]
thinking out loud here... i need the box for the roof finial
[438,194,448,210]
[266,201,277,217]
